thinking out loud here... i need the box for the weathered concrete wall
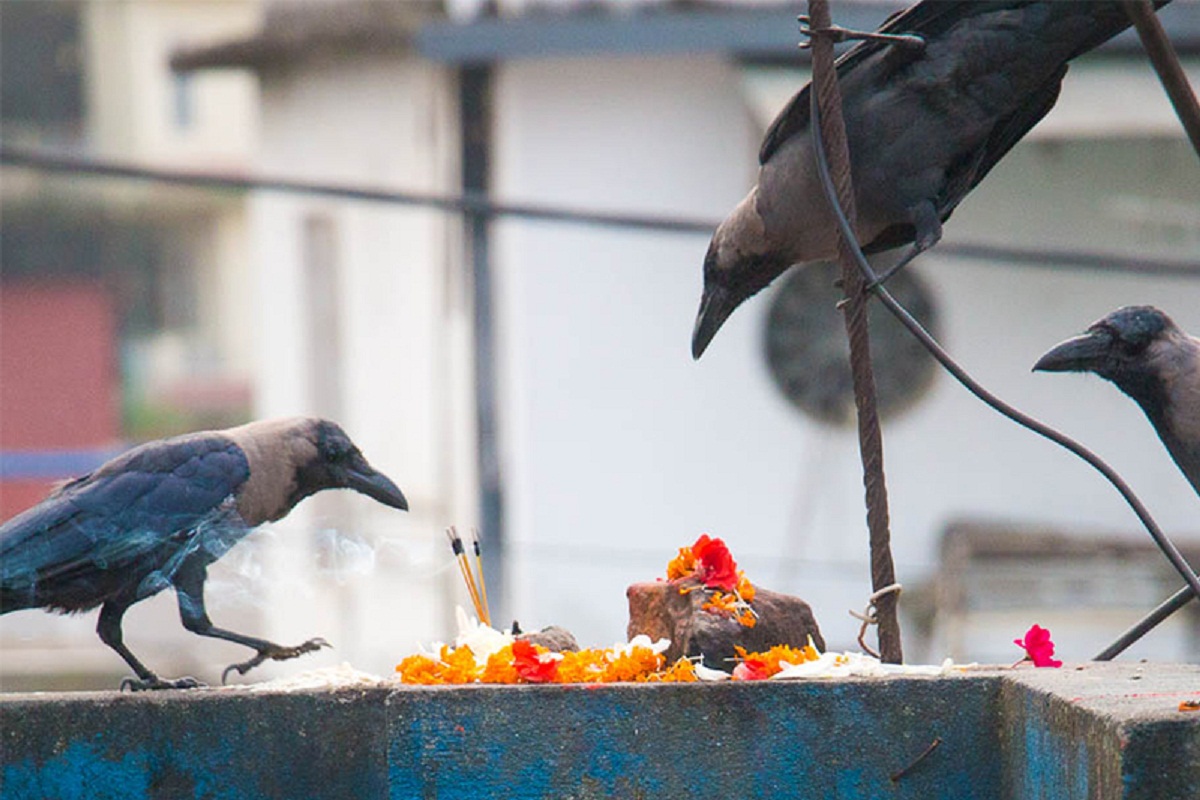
[1,665,1197,799]
[998,664,1200,800]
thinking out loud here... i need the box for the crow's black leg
[97,600,204,691]
[867,202,942,289]
[173,560,330,684]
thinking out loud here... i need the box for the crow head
[1032,306,1200,421]
[1036,306,1200,495]
[692,205,794,360]
[303,419,409,511]
[1034,305,1176,384]
[229,418,408,524]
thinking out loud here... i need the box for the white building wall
[84,0,261,164]
[492,53,1200,658]
[229,53,476,678]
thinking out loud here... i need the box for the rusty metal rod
[1122,0,1200,158]
[807,0,903,664]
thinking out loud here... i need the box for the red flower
[691,534,739,592]
[512,639,560,683]
[1014,624,1062,668]
[732,654,771,681]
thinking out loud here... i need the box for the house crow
[1035,306,1200,496]
[0,417,408,690]
[692,0,1168,358]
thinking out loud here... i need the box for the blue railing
[0,448,125,481]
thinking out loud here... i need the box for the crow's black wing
[861,63,1065,254]
[0,433,250,611]
[758,1,992,166]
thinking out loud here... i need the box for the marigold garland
[396,638,697,685]
[731,639,822,681]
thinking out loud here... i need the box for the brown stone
[626,580,824,671]
[517,625,580,653]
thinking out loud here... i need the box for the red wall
[0,280,119,518]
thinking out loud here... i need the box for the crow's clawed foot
[221,637,331,684]
[120,674,205,692]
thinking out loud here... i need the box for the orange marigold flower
[731,643,818,680]
[480,644,520,684]
[395,645,482,684]
[801,635,821,661]
[395,653,444,684]
[440,644,482,683]
[737,610,758,628]
[604,646,665,682]
[666,546,697,581]
[702,591,738,614]
[640,657,698,683]
[736,572,756,603]
[557,649,609,683]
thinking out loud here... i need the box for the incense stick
[470,528,492,626]
[445,526,483,621]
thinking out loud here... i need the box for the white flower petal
[693,663,731,681]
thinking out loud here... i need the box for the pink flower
[1014,624,1062,668]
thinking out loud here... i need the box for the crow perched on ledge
[1035,306,1200,496]
[692,0,1170,358]
[0,417,408,690]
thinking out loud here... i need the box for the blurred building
[2,0,1199,688]
[0,0,265,688]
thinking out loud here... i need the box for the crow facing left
[0,417,408,690]
[691,0,1171,359]
[1035,306,1200,498]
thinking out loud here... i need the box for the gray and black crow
[0,417,408,690]
[1035,306,1200,495]
[692,0,1168,358]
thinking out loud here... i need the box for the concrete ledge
[2,664,1196,799]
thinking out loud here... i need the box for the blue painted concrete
[2,665,1197,800]
[386,680,1001,800]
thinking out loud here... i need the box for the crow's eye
[323,441,351,462]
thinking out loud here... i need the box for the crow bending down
[692,0,1170,358]
[0,417,408,690]
[1035,306,1200,496]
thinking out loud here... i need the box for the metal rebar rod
[807,0,902,664]
[1094,584,1194,661]
[1122,0,1200,158]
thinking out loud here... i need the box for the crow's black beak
[1033,329,1112,374]
[692,285,734,360]
[343,458,408,511]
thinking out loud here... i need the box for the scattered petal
[694,662,731,681]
